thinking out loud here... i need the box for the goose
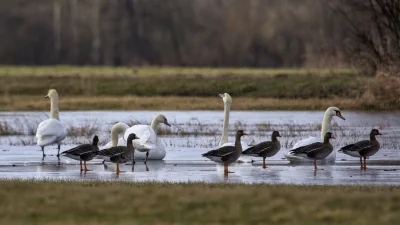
[338,129,382,170]
[289,132,335,170]
[242,131,281,168]
[218,93,249,150]
[103,122,129,149]
[123,114,170,162]
[99,133,139,174]
[202,130,247,174]
[284,107,345,163]
[36,89,68,158]
[60,135,99,172]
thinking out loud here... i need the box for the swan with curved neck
[218,93,249,150]
[103,122,130,149]
[284,106,345,163]
[123,114,170,161]
[36,89,67,158]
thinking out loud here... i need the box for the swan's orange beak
[218,94,224,98]
[336,111,345,120]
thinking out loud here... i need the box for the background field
[1,66,397,111]
[0,180,399,225]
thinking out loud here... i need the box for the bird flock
[36,89,383,174]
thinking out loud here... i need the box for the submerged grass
[0,180,399,225]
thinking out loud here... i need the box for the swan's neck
[151,120,159,134]
[50,97,60,120]
[321,113,333,139]
[220,102,231,146]
[111,123,128,146]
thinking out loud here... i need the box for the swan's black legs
[57,145,61,158]
[41,147,46,159]
[144,151,149,164]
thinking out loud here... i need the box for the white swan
[123,114,170,161]
[103,122,129,149]
[283,106,345,164]
[36,89,67,158]
[219,93,249,150]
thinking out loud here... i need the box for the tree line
[1,0,399,74]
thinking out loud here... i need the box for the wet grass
[1,116,398,149]
[0,180,399,225]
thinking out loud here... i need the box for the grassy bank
[0,95,392,111]
[0,180,399,225]
[0,66,397,111]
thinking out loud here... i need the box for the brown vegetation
[0,180,399,225]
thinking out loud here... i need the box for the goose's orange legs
[360,157,363,170]
[363,157,367,170]
[83,161,92,172]
[223,164,234,174]
[116,163,125,174]
[314,160,317,170]
[262,157,267,169]
[80,160,83,172]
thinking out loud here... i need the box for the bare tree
[328,0,400,76]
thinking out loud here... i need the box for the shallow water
[0,110,399,185]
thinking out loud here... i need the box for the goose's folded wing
[61,144,94,155]
[202,146,235,157]
[290,142,324,155]
[98,146,125,157]
[79,150,99,160]
[243,141,273,155]
[292,136,321,149]
[342,140,373,152]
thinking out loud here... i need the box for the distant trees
[328,0,400,76]
[0,0,374,68]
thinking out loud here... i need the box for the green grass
[0,65,357,77]
[0,66,397,111]
[0,180,399,225]
[0,70,367,98]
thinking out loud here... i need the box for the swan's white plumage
[122,114,170,160]
[35,89,67,152]
[124,125,157,151]
[36,119,67,147]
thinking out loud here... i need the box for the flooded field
[1,110,399,185]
